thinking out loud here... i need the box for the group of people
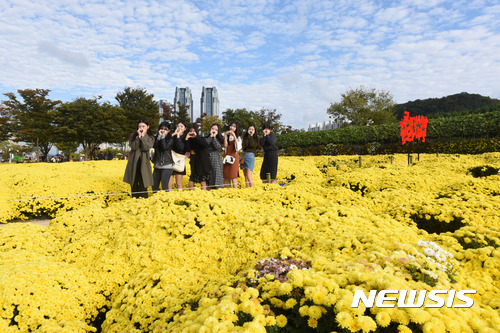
[123,119,279,198]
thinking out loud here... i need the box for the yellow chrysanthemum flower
[276,315,288,328]
[308,318,318,328]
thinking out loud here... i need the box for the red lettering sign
[400,112,428,145]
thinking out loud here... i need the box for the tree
[0,141,32,161]
[3,89,60,161]
[115,87,159,141]
[173,101,191,126]
[54,141,79,160]
[160,102,174,122]
[222,108,257,132]
[254,108,285,134]
[193,113,207,133]
[0,104,11,142]
[51,97,125,160]
[200,115,224,136]
[222,107,291,134]
[327,86,396,126]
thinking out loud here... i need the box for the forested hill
[394,92,500,119]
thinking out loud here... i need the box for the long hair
[228,121,240,138]
[134,118,153,136]
[208,123,224,145]
[175,121,188,140]
[243,124,259,141]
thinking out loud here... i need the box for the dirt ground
[0,219,50,227]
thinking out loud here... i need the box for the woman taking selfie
[123,119,154,198]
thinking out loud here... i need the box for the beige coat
[123,134,154,188]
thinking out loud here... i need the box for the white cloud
[0,0,499,129]
[38,41,90,67]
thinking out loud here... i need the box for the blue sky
[1,0,499,130]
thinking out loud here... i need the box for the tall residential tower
[174,87,193,122]
[200,86,219,119]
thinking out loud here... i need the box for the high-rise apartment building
[200,86,219,119]
[174,87,193,122]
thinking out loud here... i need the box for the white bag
[171,151,186,172]
[223,155,235,164]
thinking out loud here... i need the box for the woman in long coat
[123,119,155,198]
[259,124,278,184]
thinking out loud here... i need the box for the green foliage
[254,108,284,133]
[0,141,32,161]
[327,86,396,126]
[2,89,61,160]
[394,92,500,119]
[160,102,174,122]
[54,141,79,160]
[222,108,258,133]
[115,87,159,140]
[278,111,500,150]
[222,108,287,134]
[199,115,224,136]
[51,97,125,160]
[173,101,191,126]
[0,104,10,142]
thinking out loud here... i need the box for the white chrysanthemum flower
[429,242,440,251]
[435,251,447,262]
[423,248,435,257]
[289,264,298,270]
[417,240,427,247]
[424,270,438,279]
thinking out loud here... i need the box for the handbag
[239,152,246,165]
[171,151,186,172]
[223,155,235,164]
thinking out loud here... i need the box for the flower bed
[0,154,499,332]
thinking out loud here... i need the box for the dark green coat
[123,134,154,188]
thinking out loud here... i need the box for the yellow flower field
[0,154,499,332]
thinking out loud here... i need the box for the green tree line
[1,87,159,161]
[277,111,500,149]
[0,88,293,161]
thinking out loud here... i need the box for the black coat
[186,135,212,176]
[260,133,277,152]
[152,134,174,167]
